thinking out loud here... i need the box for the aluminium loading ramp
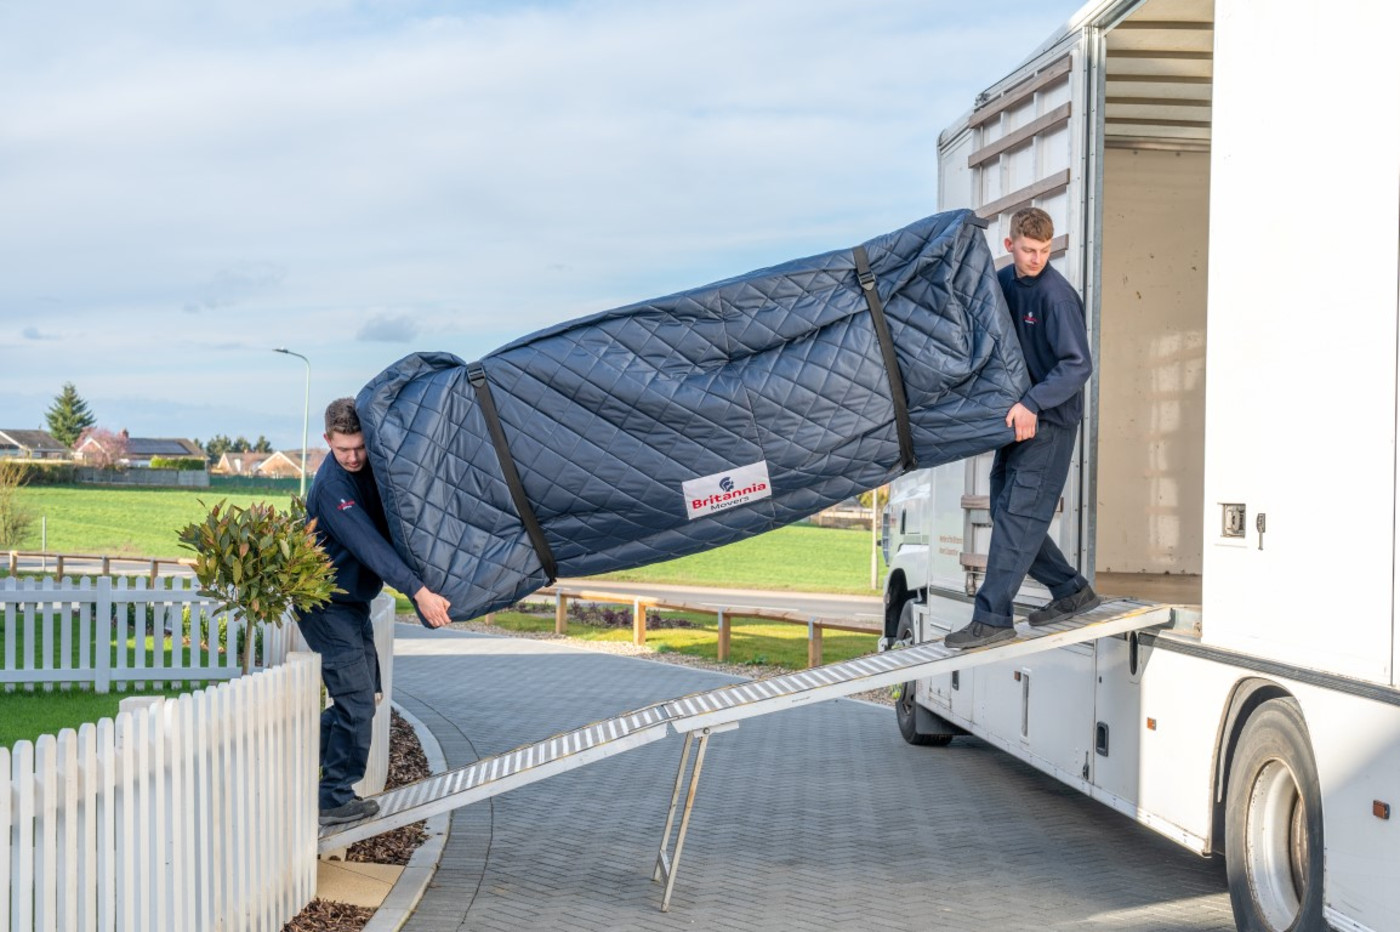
[319,598,1175,907]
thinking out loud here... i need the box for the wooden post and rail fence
[505,586,878,668]
[6,550,195,583]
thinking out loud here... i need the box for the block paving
[391,626,1234,931]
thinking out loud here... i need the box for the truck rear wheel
[893,601,952,747]
[1225,697,1323,931]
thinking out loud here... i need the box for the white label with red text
[682,460,772,520]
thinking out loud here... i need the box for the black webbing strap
[467,363,558,581]
[853,246,917,472]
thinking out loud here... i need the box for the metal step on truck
[878,0,1400,930]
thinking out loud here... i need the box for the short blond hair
[1008,207,1054,242]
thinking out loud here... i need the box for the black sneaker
[319,797,380,826]
[945,621,1016,650]
[1027,585,1101,627]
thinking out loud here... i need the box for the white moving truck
[880,0,1400,928]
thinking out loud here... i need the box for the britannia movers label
[682,461,772,520]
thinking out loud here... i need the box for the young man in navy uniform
[947,207,1099,649]
[299,397,453,825]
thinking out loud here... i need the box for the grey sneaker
[945,621,1016,650]
[319,797,380,826]
[1027,585,1101,627]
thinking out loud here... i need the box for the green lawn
[12,484,297,557]
[13,484,884,593]
[590,523,885,594]
[0,685,193,749]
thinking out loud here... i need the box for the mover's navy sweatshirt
[306,454,424,606]
[998,262,1093,428]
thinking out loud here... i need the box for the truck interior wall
[1094,146,1209,588]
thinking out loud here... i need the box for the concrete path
[390,624,1234,931]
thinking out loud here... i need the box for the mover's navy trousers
[296,601,380,810]
[972,420,1087,627]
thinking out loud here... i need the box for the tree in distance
[45,382,96,449]
[0,460,34,548]
[201,434,275,459]
[76,427,128,470]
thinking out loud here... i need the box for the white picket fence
[1,576,398,930]
[0,575,301,692]
[2,653,322,931]
[357,595,396,799]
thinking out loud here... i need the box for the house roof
[216,451,273,468]
[124,437,205,458]
[256,448,329,477]
[0,429,67,452]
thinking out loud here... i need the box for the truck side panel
[1201,0,1400,684]
[1298,682,1400,925]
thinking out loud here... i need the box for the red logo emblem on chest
[337,498,356,511]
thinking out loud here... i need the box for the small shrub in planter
[178,499,340,674]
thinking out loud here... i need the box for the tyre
[1225,697,1324,931]
[893,601,953,747]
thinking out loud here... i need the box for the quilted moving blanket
[358,208,1028,620]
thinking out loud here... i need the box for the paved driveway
[391,625,1234,931]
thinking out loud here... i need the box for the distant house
[0,429,68,460]
[75,431,205,467]
[256,448,328,480]
[123,437,206,467]
[212,451,273,476]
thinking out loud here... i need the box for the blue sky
[0,0,1082,450]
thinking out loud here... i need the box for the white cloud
[356,312,420,343]
[184,262,287,312]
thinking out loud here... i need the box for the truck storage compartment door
[972,642,1097,782]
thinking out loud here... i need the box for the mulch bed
[345,711,430,865]
[282,709,434,932]
[282,900,376,932]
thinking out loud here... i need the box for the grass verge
[486,605,879,670]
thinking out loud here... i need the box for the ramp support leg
[652,722,737,911]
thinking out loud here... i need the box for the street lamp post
[273,347,311,498]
